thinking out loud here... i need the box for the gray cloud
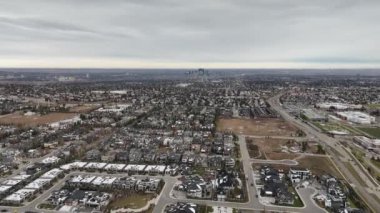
[0,0,379,67]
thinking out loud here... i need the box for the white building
[288,168,311,184]
[4,188,36,204]
[124,164,146,173]
[0,185,12,195]
[353,136,380,151]
[91,176,117,188]
[104,164,126,172]
[144,165,166,175]
[41,168,63,179]
[85,162,107,170]
[60,161,88,171]
[41,156,61,165]
[50,116,81,129]
[24,178,51,190]
[336,111,375,124]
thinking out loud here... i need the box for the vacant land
[358,127,380,139]
[246,137,319,160]
[298,156,343,178]
[313,122,351,134]
[0,112,78,127]
[246,137,298,160]
[217,118,300,136]
[253,155,342,178]
[107,193,155,210]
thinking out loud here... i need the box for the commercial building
[353,136,380,152]
[336,111,375,124]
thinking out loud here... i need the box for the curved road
[153,135,327,213]
[268,93,380,212]
[0,136,329,213]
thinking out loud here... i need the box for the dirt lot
[217,118,300,136]
[253,155,342,178]
[246,137,319,160]
[0,112,78,127]
[297,155,343,178]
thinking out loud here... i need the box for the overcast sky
[0,0,379,68]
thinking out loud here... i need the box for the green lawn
[351,148,365,163]
[193,166,206,176]
[289,186,304,207]
[312,122,350,134]
[371,159,380,169]
[358,127,380,139]
[347,197,358,208]
[276,184,304,207]
[366,103,380,109]
[38,203,56,210]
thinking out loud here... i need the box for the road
[0,172,178,213]
[153,135,325,213]
[2,93,368,212]
[268,93,380,212]
[250,159,298,166]
[0,138,326,213]
[0,148,63,183]
[243,135,306,141]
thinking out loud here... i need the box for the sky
[0,0,380,69]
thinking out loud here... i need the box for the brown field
[0,112,78,127]
[298,156,343,178]
[246,137,299,160]
[246,137,319,160]
[253,155,342,178]
[217,118,300,136]
[253,163,290,172]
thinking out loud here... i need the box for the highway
[267,93,380,212]
[0,94,361,212]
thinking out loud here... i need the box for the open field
[366,103,380,109]
[107,193,155,210]
[246,137,319,160]
[217,118,301,136]
[313,122,345,132]
[0,112,78,127]
[253,155,343,178]
[297,156,343,178]
[358,127,380,139]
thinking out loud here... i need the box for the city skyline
[1,0,380,69]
